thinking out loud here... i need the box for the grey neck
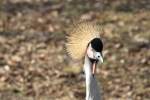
[83,55,101,100]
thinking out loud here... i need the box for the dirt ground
[0,0,150,100]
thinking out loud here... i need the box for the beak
[99,53,103,63]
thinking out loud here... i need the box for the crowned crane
[66,21,103,100]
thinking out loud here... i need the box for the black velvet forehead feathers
[91,38,103,52]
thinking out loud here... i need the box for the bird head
[86,38,103,75]
[66,21,103,75]
[87,38,103,62]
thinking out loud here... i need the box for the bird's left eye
[94,52,100,59]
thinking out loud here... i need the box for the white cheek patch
[87,45,94,59]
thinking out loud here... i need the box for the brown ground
[0,0,150,100]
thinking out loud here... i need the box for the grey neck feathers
[84,55,101,100]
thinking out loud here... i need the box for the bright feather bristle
[66,21,102,60]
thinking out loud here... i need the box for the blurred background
[0,0,150,100]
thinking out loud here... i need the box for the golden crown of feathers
[66,21,102,60]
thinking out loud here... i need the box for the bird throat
[89,58,98,76]
[84,56,98,78]
[84,55,100,100]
